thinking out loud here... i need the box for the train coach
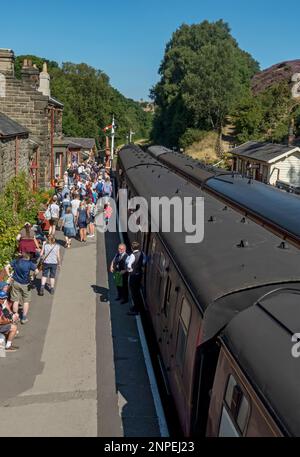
[148,145,300,247]
[117,144,300,437]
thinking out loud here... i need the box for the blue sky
[1,0,300,101]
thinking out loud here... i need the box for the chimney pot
[38,61,50,97]
[0,48,15,76]
[21,59,39,88]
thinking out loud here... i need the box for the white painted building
[231,141,300,186]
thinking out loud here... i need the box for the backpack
[56,192,62,205]
[103,182,112,195]
[96,181,103,194]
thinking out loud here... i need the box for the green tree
[15,55,59,78]
[15,56,152,147]
[234,81,293,143]
[151,20,259,148]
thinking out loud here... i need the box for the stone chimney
[38,62,50,97]
[0,49,15,76]
[21,59,40,88]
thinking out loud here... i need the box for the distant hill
[251,60,300,94]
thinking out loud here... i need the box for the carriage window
[218,407,240,437]
[176,298,191,370]
[180,297,191,329]
[237,395,250,433]
[220,374,250,436]
[159,252,166,271]
[225,375,236,407]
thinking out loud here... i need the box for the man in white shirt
[48,196,60,236]
[71,194,81,217]
[126,241,146,316]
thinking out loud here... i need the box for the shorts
[42,263,58,279]
[49,218,59,226]
[0,324,11,334]
[10,282,31,303]
[88,215,95,223]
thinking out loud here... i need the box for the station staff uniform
[126,250,146,315]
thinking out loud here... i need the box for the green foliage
[234,81,292,143]
[179,129,207,149]
[151,20,259,147]
[295,106,300,137]
[0,174,52,269]
[15,56,153,147]
[15,55,59,79]
[50,62,153,146]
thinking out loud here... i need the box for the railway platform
[0,229,164,437]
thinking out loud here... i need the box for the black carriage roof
[119,147,300,339]
[206,175,300,241]
[149,145,300,243]
[148,145,226,180]
[119,144,161,169]
[222,288,300,436]
[148,145,170,158]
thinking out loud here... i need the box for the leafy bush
[0,173,53,269]
[179,129,207,149]
[234,81,292,143]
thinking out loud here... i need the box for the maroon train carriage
[117,145,300,436]
[208,289,300,437]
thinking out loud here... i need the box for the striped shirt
[43,243,60,264]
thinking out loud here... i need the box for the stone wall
[0,75,50,188]
[0,136,30,192]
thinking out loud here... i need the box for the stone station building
[0,48,96,190]
[0,48,64,188]
[0,112,30,191]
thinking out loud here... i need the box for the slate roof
[53,138,82,149]
[48,96,64,108]
[230,141,300,163]
[64,137,95,150]
[0,113,29,138]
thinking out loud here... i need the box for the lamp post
[111,115,115,162]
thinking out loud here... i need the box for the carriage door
[146,236,161,324]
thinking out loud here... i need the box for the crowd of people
[0,159,114,354]
[49,160,113,244]
[0,158,146,355]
